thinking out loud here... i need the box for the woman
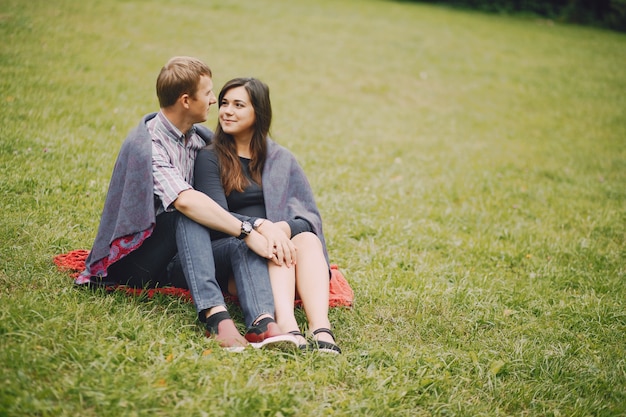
[194,77,341,354]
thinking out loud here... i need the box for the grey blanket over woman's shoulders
[263,138,329,265]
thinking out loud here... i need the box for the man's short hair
[156,56,212,108]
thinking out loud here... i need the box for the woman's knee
[292,231,322,249]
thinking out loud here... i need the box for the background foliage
[402,0,626,30]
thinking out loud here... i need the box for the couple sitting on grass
[76,56,340,354]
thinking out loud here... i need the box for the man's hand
[255,220,296,267]
[242,230,275,260]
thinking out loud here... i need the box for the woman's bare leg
[291,232,335,344]
[268,262,305,343]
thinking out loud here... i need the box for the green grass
[1,0,625,415]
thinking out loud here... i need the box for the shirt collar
[156,111,196,143]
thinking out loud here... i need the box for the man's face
[188,75,216,124]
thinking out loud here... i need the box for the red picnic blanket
[53,249,353,308]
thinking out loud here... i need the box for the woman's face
[219,86,256,138]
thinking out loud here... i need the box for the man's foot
[245,317,299,350]
[205,311,249,353]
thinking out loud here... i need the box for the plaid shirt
[148,111,207,215]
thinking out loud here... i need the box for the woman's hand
[256,220,297,267]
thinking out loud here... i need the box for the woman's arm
[193,148,229,210]
[287,218,313,238]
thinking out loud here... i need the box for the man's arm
[174,188,242,234]
[173,189,275,259]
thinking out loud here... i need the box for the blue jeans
[211,237,275,328]
[106,212,274,327]
[173,214,227,319]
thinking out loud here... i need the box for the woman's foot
[288,330,308,350]
[310,328,342,354]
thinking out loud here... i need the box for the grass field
[1,0,625,415]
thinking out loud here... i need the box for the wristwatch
[253,218,266,230]
[237,220,253,240]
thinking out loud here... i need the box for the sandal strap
[311,339,342,354]
[309,330,342,354]
[288,330,305,338]
[312,327,335,339]
[204,311,231,334]
[288,330,308,350]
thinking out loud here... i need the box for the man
[77,56,297,352]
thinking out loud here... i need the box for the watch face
[242,221,253,234]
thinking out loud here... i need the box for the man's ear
[179,93,190,109]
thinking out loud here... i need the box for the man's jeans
[106,211,275,327]
[211,237,276,328]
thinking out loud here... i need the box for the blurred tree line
[400,0,626,31]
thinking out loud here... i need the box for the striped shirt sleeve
[152,139,193,213]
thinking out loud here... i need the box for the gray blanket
[77,113,213,283]
[263,139,330,266]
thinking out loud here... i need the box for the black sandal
[289,330,308,351]
[310,328,342,355]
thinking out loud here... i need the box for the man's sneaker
[244,317,299,350]
[205,311,249,353]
